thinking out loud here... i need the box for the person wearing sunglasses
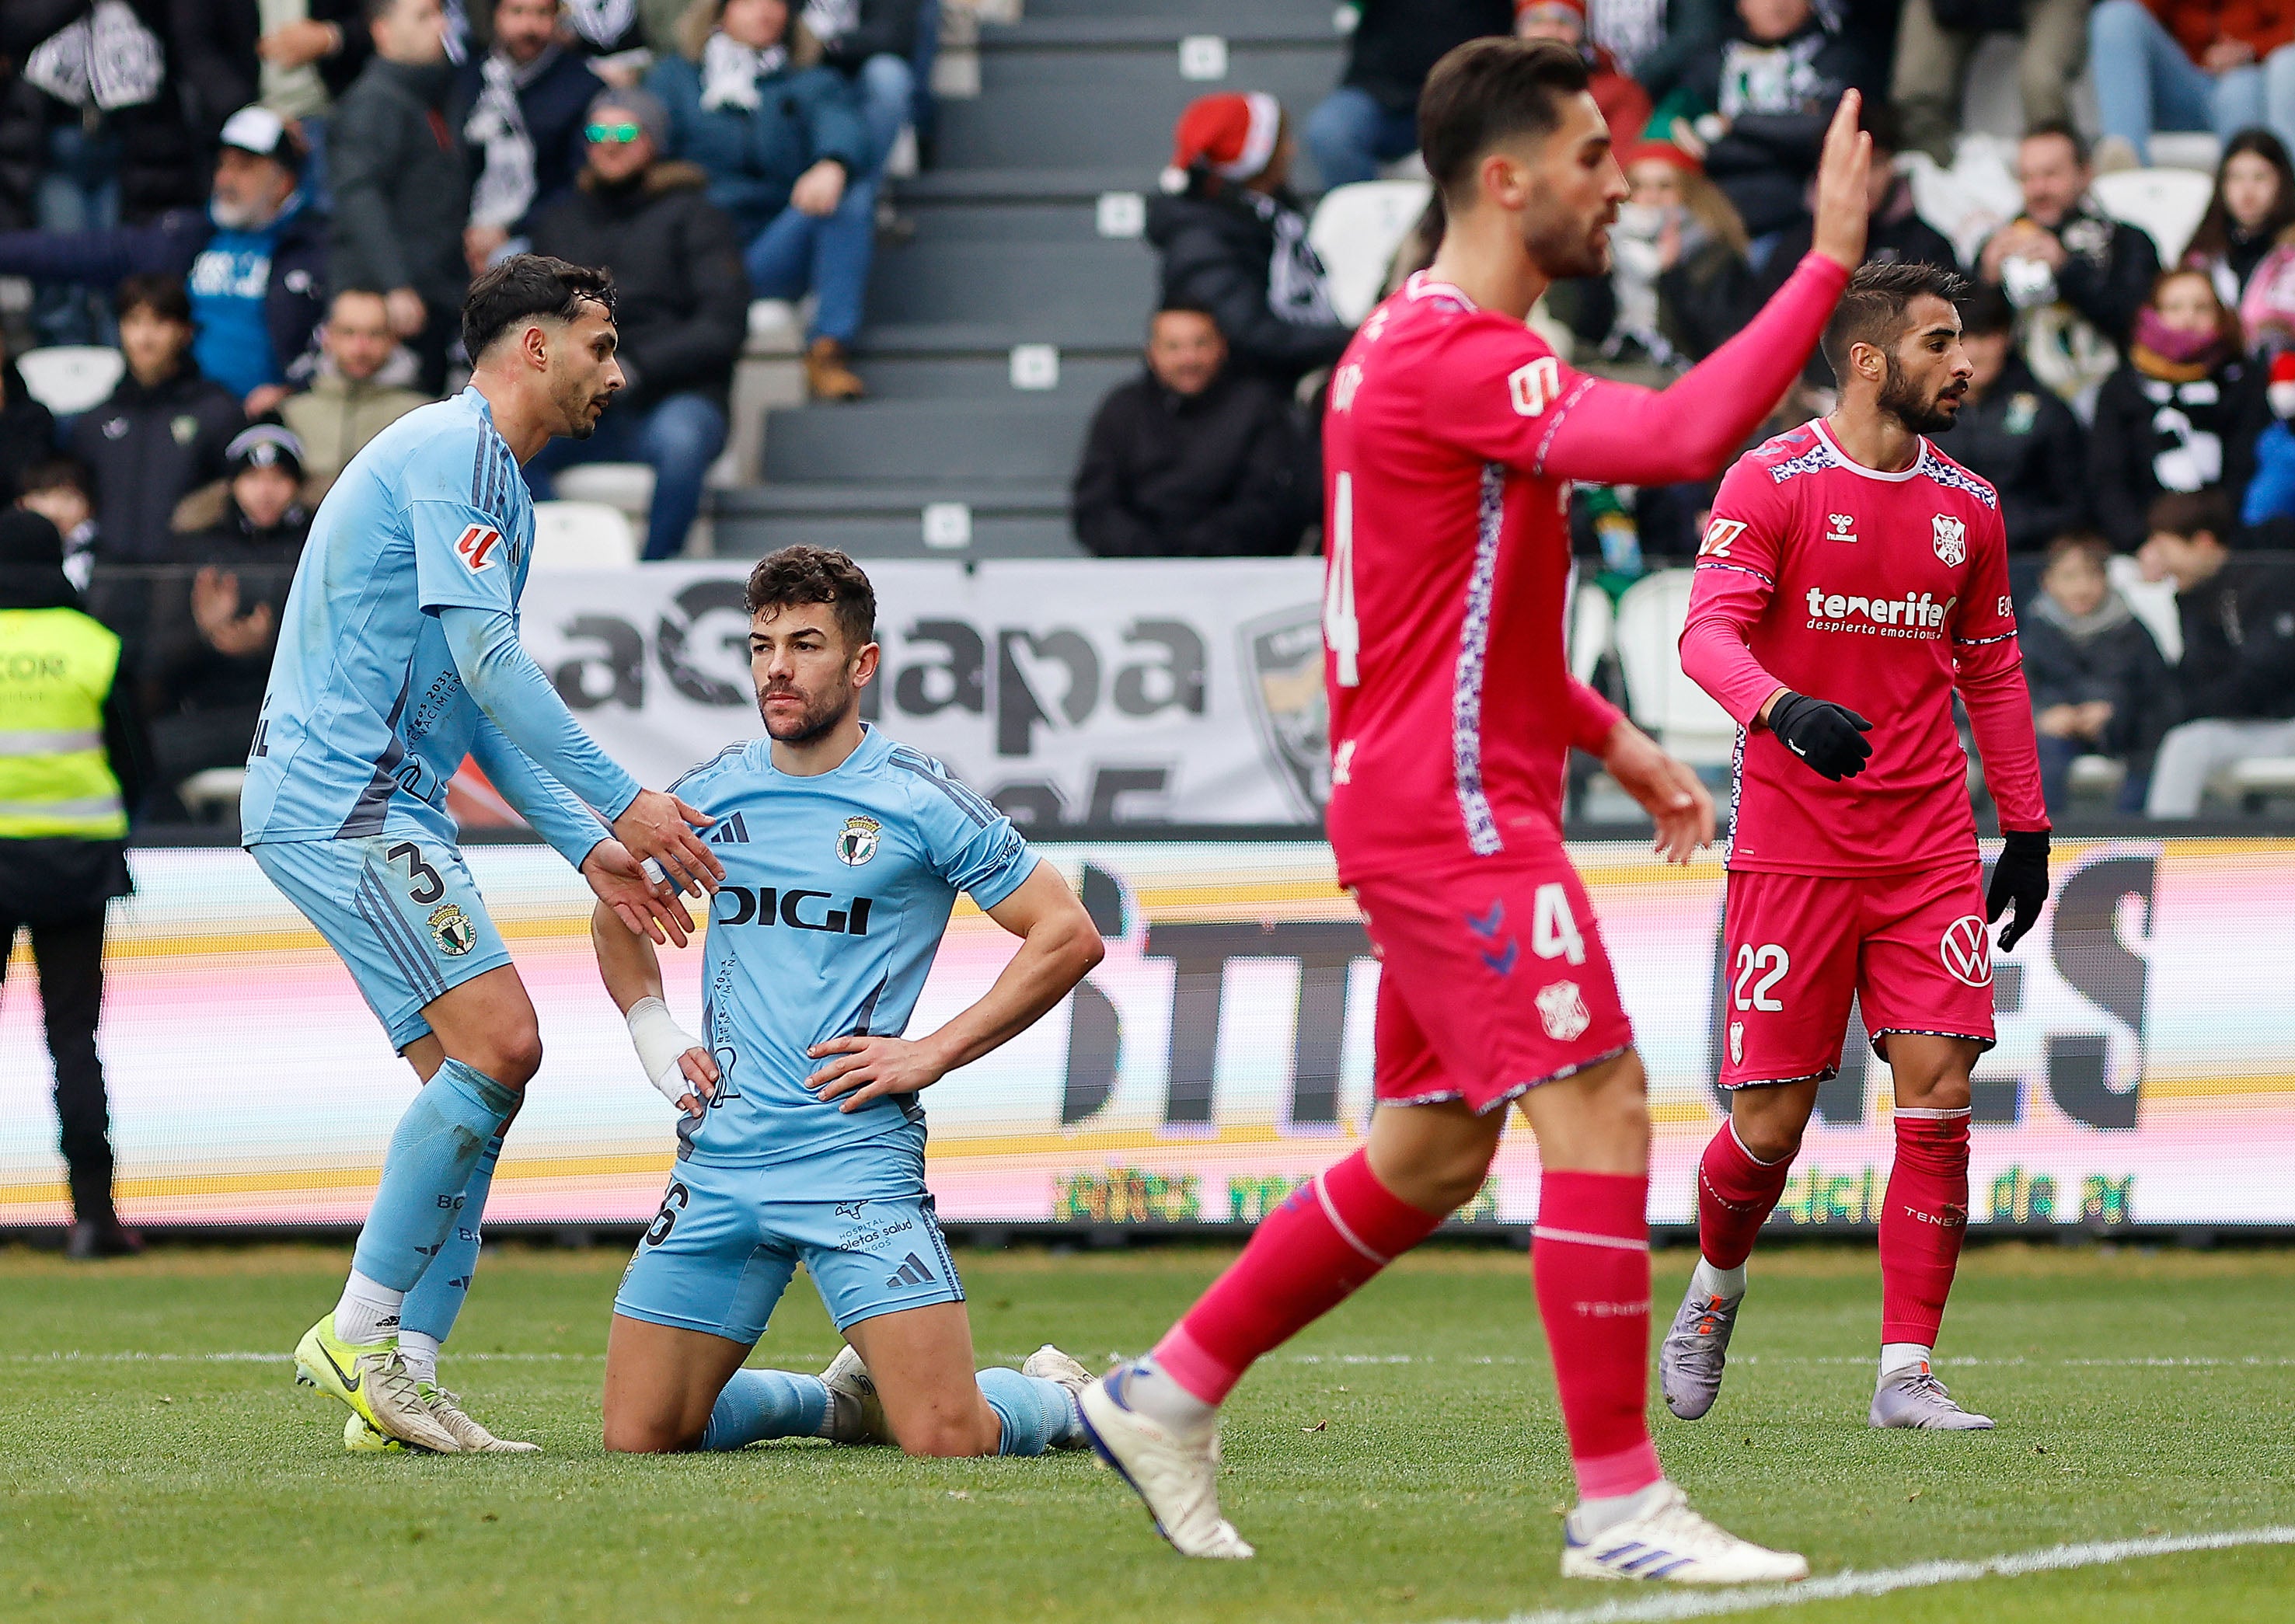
[524,88,749,559]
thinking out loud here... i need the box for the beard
[758,676,853,744]
[1878,355,1963,435]
[1523,186,1613,281]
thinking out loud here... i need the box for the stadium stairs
[708,0,1347,559]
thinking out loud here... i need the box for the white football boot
[1561,1481,1809,1584]
[1078,1364,1254,1560]
[820,1343,891,1444]
[1020,1343,1095,1450]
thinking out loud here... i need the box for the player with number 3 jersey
[1084,40,1879,1585]
[250,258,724,1457]
[1661,262,2050,1435]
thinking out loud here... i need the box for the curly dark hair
[1820,259,1972,382]
[743,545,877,650]
[460,254,617,362]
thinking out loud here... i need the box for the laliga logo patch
[1536,979,1590,1042]
[455,524,503,573]
[1932,514,1967,566]
[836,815,881,866]
[428,903,477,957]
[1939,915,1992,988]
[1729,1020,1745,1065]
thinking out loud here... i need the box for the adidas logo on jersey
[1803,587,1950,637]
[705,812,751,845]
[885,1253,935,1289]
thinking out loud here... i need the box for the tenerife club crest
[1932,514,1967,566]
[1238,604,1330,819]
[836,815,882,866]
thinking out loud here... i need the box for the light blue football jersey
[242,387,540,848]
[669,725,1038,1194]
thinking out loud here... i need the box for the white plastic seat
[2069,754,2127,794]
[529,500,637,570]
[2225,756,2295,796]
[176,766,246,823]
[2090,168,2215,264]
[2106,553,2182,664]
[16,345,124,415]
[1612,570,1739,767]
[1307,179,1432,325]
[1568,581,1613,686]
[551,462,654,518]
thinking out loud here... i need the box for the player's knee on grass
[602,1412,699,1454]
[892,1403,1001,1458]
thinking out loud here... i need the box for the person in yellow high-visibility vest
[0,510,148,1259]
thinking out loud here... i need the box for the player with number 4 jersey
[1085,41,1879,1586]
[1662,262,2050,1435]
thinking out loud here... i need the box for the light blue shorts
[614,1155,964,1343]
[249,835,513,1050]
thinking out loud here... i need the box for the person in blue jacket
[649,0,874,399]
[0,106,327,418]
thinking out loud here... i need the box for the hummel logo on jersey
[885,1253,934,1289]
[1826,513,1857,543]
[705,812,751,845]
[1804,587,1950,636]
[455,524,503,573]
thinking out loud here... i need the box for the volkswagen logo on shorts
[1939,915,1992,988]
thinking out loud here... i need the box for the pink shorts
[1718,863,1997,1089]
[1352,849,1634,1115]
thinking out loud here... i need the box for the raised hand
[1808,89,1873,274]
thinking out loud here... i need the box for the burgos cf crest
[836,815,881,866]
[427,904,477,957]
[1932,514,1967,566]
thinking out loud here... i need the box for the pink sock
[1533,1170,1662,1501]
[1879,1109,1972,1346]
[1697,1120,1794,1271]
[1151,1149,1445,1404]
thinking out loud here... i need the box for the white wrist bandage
[626,996,703,1107]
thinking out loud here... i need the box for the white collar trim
[1809,416,1927,483]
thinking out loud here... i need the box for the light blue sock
[350,1060,519,1291]
[399,1130,503,1346]
[978,1367,1081,1456]
[701,1369,832,1451]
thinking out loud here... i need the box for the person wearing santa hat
[1145,91,1355,393]
[1512,0,1651,153]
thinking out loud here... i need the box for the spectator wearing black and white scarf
[454,0,605,271]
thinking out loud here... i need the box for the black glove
[1986,829,2050,952]
[1765,691,1874,782]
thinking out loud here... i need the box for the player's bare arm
[590,899,719,1113]
[1595,718,1715,864]
[807,863,1105,1111]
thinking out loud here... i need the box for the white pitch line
[1456,1527,2295,1624]
[9,1350,2295,1368]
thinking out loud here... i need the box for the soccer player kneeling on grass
[1085,37,1879,1584]
[594,547,1107,1460]
[1660,261,2049,1431]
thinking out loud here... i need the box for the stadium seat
[1613,570,1739,766]
[2226,755,2295,803]
[1568,580,1612,685]
[530,500,638,569]
[2107,553,2183,664]
[552,463,654,518]
[176,767,246,824]
[1308,179,1431,324]
[2070,754,2127,796]
[2091,168,2215,264]
[16,345,124,416]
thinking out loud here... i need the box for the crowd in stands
[5,0,2295,824]
[1074,0,2295,819]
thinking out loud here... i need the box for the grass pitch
[2,1242,2291,1624]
